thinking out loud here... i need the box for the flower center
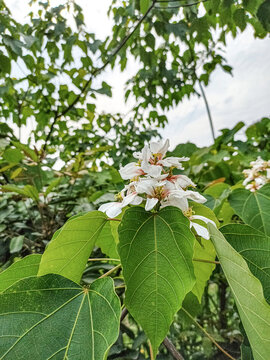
[183,207,194,218]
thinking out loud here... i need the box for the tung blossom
[99,139,216,239]
[243,157,270,192]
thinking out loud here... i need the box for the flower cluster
[243,157,270,192]
[99,139,215,239]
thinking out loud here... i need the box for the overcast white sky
[8,0,270,148]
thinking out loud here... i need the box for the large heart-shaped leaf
[0,254,41,292]
[96,220,119,259]
[209,224,270,360]
[229,184,270,236]
[38,211,107,283]
[118,206,195,356]
[0,275,121,359]
[221,224,270,303]
[192,238,216,302]
[190,203,218,302]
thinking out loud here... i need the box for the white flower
[99,202,124,218]
[119,162,145,180]
[136,178,168,211]
[167,174,196,189]
[159,156,189,169]
[189,215,216,240]
[134,139,170,161]
[98,185,143,217]
[243,157,270,191]
[160,188,206,212]
[99,138,212,227]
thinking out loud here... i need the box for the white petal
[147,164,163,178]
[159,156,189,169]
[136,179,156,195]
[175,175,196,188]
[191,215,216,227]
[158,139,170,156]
[99,202,123,218]
[191,222,210,240]
[122,193,137,207]
[130,196,143,205]
[145,197,159,211]
[163,193,189,211]
[150,141,162,154]
[119,162,142,180]
[141,145,151,162]
[185,190,206,203]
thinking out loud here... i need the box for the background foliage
[0,0,270,359]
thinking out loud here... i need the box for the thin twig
[181,308,236,360]
[88,257,120,262]
[157,0,190,2]
[186,39,215,141]
[193,258,220,265]
[163,337,185,360]
[148,340,155,360]
[107,217,121,222]
[115,284,126,289]
[155,0,208,8]
[198,81,215,141]
[120,307,128,321]
[43,0,157,152]
[99,263,121,279]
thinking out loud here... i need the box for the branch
[88,257,120,262]
[43,0,157,152]
[186,39,215,141]
[155,0,209,8]
[120,307,128,322]
[163,337,185,360]
[181,308,236,360]
[99,263,121,279]
[198,81,215,141]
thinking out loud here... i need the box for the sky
[8,0,270,149]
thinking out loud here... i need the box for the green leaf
[170,142,199,158]
[0,254,41,293]
[204,183,231,215]
[9,236,24,254]
[145,33,155,49]
[0,54,11,74]
[12,141,38,162]
[233,8,247,31]
[3,148,23,164]
[44,177,62,196]
[209,224,270,360]
[229,184,270,236]
[38,211,107,283]
[221,224,270,303]
[257,0,270,31]
[189,203,218,302]
[96,221,119,259]
[1,184,26,197]
[95,81,112,97]
[23,185,39,202]
[192,238,216,302]
[1,184,39,202]
[140,0,150,14]
[0,275,121,360]
[179,292,202,328]
[10,167,23,179]
[118,206,195,356]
